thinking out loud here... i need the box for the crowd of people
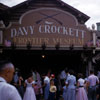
[0,60,100,100]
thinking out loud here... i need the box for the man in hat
[0,60,22,100]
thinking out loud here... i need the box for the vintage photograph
[0,0,100,100]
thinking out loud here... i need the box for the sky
[0,0,100,29]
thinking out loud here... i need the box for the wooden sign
[3,8,92,47]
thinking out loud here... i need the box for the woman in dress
[65,69,76,100]
[23,73,36,100]
[76,73,88,100]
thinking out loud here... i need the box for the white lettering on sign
[63,27,68,35]
[11,26,34,38]
[69,28,74,36]
[18,27,24,36]
[11,24,85,39]
[39,25,85,38]
[81,30,85,38]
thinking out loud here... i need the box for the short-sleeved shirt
[44,76,50,84]
[65,75,76,89]
[78,78,85,86]
[0,77,22,100]
[88,74,99,86]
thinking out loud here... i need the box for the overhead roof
[0,0,90,26]
[0,3,9,12]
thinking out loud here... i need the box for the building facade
[0,0,97,75]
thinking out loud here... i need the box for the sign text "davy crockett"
[11,24,86,38]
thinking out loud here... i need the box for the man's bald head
[0,60,15,83]
[0,60,14,72]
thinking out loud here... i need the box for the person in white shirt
[43,75,50,100]
[0,60,22,100]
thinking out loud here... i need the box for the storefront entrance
[0,49,88,78]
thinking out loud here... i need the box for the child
[48,79,57,100]
[34,82,41,100]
